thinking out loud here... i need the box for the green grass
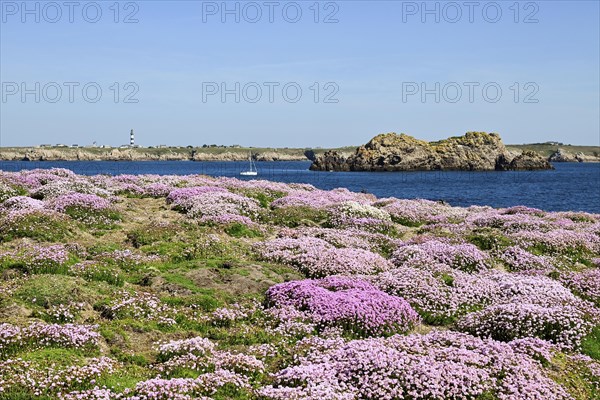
[240,190,286,208]
[390,216,424,227]
[548,353,600,400]
[15,274,112,311]
[440,273,455,287]
[87,242,123,255]
[99,323,129,343]
[225,223,262,238]
[127,224,179,248]
[64,206,122,229]
[507,143,600,158]
[268,206,328,227]
[96,366,151,393]
[0,184,27,203]
[80,265,125,287]
[19,347,84,365]
[164,290,226,311]
[581,326,600,360]
[467,230,513,251]
[111,348,149,366]
[0,212,74,242]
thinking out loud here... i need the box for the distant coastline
[0,142,598,163]
[0,146,328,162]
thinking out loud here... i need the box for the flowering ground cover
[0,168,599,399]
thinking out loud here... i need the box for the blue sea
[1,161,598,213]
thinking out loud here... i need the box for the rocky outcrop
[507,151,553,170]
[548,148,599,163]
[310,150,352,171]
[549,148,578,163]
[255,152,307,162]
[310,132,553,172]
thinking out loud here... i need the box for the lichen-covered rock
[549,148,599,163]
[549,148,578,163]
[311,132,553,171]
[509,151,554,170]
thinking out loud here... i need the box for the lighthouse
[130,129,135,147]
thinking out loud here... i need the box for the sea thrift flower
[372,265,496,324]
[281,226,397,254]
[48,192,113,213]
[467,210,550,232]
[0,322,100,356]
[499,246,554,272]
[129,369,252,399]
[0,243,71,274]
[376,198,468,225]
[265,276,420,336]
[166,186,227,209]
[106,291,176,325]
[483,270,594,309]
[143,182,174,198]
[0,183,20,203]
[157,337,215,360]
[257,237,392,277]
[198,213,258,228]
[0,195,45,212]
[0,169,598,399]
[391,238,491,272]
[271,188,374,210]
[327,201,391,224]
[0,357,117,397]
[560,268,600,306]
[260,330,570,400]
[455,302,594,349]
[512,229,600,254]
[209,302,258,326]
[30,179,110,199]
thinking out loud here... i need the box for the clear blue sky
[1,0,599,147]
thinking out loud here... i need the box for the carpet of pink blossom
[0,168,598,399]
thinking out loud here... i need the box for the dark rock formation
[310,132,553,172]
[508,151,553,170]
[304,150,317,162]
[309,150,351,171]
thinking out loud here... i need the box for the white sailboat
[240,153,258,176]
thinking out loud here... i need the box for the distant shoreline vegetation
[0,141,598,163]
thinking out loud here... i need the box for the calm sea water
[1,161,598,213]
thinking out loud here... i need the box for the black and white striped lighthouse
[130,129,135,147]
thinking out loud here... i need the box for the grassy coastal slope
[506,144,600,158]
[0,169,599,399]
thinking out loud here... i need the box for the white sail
[240,153,258,176]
